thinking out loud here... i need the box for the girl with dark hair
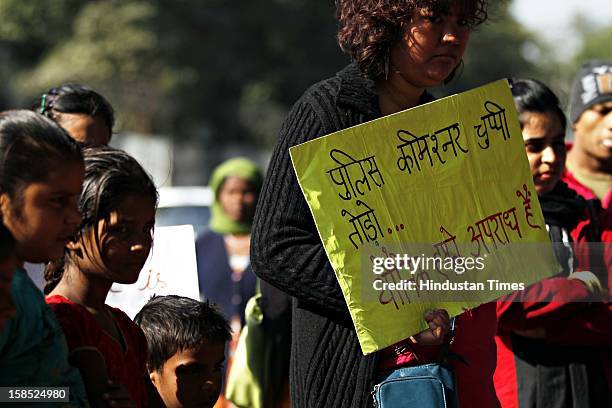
[0,109,88,405]
[251,1,495,407]
[44,146,158,408]
[494,79,610,407]
[34,83,115,146]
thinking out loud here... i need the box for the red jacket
[494,155,612,406]
[562,168,612,289]
[493,182,612,407]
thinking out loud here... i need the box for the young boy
[135,295,231,408]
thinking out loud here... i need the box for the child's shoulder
[45,295,102,342]
[106,305,148,359]
[46,294,89,318]
[107,306,147,341]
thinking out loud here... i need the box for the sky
[511,0,612,60]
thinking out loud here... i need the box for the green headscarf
[209,157,263,234]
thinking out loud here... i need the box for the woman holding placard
[251,1,495,407]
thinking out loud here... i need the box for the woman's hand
[409,309,451,346]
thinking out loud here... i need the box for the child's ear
[0,194,13,222]
[148,368,159,386]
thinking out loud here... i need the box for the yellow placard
[289,79,558,355]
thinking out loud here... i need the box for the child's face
[74,194,155,284]
[218,176,258,223]
[150,340,226,408]
[0,162,83,263]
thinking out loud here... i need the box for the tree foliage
[2,0,605,150]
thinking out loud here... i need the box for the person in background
[44,146,158,408]
[135,295,232,408]
[35,83,115,146]
[195,157,262,330]
[563,60,611,289]
[195,157,262,408]
[250,1,496,407]
[495,78,611,407]
[0,110,87,406]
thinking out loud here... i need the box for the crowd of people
[0,0,610,407]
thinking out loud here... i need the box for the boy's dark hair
[34,83,115,137]
[0,110,83,258]
[509,77,567,132]
[134,295,232,372]
[43,145,158,294]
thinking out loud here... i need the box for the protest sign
[290,79,558,354]
[106,225,200,319]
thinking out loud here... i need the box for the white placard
[106,225,200,319]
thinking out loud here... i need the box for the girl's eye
[525,142,544,153]
[427,15,443,24]
[458,18,470,27]
[111,225,130,236]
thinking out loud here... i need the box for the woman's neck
[50,264,112,312]
[376,74,425,116]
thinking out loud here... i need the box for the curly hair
[336,0,489,80]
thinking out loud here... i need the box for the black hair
[44,146,158,294]
[134,295,232,372]
[34,83,115,139]
[0,110,83,259]
[509,78,567,132]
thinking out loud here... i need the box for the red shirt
[46,295,148,408]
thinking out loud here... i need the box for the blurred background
[0,0,610,186]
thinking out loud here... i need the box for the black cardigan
[251,63,433,408]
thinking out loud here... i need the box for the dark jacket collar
[336,62,435,117]
[336,63,380,117]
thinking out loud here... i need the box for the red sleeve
[543,302,612,347]
[111,309,149,408]
[46,296,99,352]
[571,200,612,290]
[135,322,148,374]
[496,277,592,331]
[111,308,149,374]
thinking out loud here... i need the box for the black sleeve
[250,98,352,320]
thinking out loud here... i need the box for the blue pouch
[372,363,457,408]
[372,317,459,408]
